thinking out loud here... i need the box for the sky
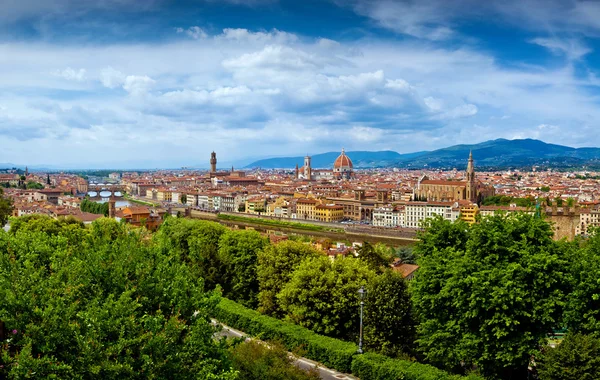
[2,0,600,168]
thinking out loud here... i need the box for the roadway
[213,320,358,380]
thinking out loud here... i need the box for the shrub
[214,298,357,373]
[351,353,484,380]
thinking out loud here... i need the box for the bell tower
[304,155,312,180]
[210,152,217,173]
[466,151,476,202]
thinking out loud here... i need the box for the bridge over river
[87,183,126,200]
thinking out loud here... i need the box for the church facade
[296,149,353,181]
[414,152,494,203]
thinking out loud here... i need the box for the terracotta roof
[333,149,353,169]
[392,263,420,278]
[420,180,466,186]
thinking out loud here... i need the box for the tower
[295,163,299,180]
[210,152,217,173]
[466,151,476,202]
[25,166,28,177]
[304,156,312,180]
[108,197,116,218]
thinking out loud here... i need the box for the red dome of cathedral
[334,148,353,169]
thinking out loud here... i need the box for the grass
[122,193,160,207]
[218,213,344,233]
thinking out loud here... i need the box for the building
[333,148,354,179]
[315,204,344,222]
[296,198,318,220]
[405,201,458,228]
[460,203,479,224]
[372,206,404,227]
[210,152,217,173]
[414,152,494,203]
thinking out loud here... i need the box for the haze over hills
[245,139,600,169]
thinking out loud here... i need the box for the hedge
[213,298,485,380]
[351,353,484,380]
[213,297,357,372]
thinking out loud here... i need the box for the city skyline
[3,1,600,167]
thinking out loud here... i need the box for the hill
[397,138,600,169]
[244,150,427,169]
[245,139,600,169]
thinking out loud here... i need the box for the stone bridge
[87,184,127,198]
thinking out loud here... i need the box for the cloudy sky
[2,0,600,168]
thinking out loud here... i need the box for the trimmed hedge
[214,298,356,372]
[213,298,485,380]
[351,353,484,380]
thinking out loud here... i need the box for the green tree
[566,197,575,207]
[238,203,246,212]
[0,188,13,227]
[356,242,392,271]
[25,181,44,189]
[277,255,376,340]
[0,216,236,379]
[394,246,416,264]
[555,197,564,207]
[218,229,269,308]
[541,186,551,192]
[180,193,187,204]
[563,227,600,334]
[228,340,320,380]
[537,333,600,380]
[364,270,416,357]
[257,241,321,317]
[412,213,568,379]
[155,218,227,289]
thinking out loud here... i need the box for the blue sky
[2,0,600,168]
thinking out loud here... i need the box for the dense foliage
[537,333,600,380]
[480,195,535,207]
[0,188,12,226]
[228,340,320,380]
[413,214,568,379]
[215,297,483,380]
[364,270,416,357]
[278,255,376,339]
[257,241,321,317]
[80,198,109,215]
[0,215,235,379]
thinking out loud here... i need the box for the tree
[541,186,551,192]
[537,333,600,380]
[257,241,321,317]
[228,340,320,380]
[180,193,187,204]
[238,203,246,212]
[356,242,392,271]
[364,270,417,357]
[46,173,51,185]
[155,218,227,290]
[218,229,269,308]
[26,181,44,189]
[277,255,376,340]
[563,227,600,334]
[0,216,236,379]
[566,197,575,207]
[0,187,13,227]
[411,213,568,379]
[555,197,564,207]
[394,246,416,264]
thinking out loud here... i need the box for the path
[213,320,358,380]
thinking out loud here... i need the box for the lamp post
[357,285,367,354]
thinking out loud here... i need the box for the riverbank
[122,193,160,207]
[188,210,416,247]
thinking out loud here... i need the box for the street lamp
[357,285,367,354]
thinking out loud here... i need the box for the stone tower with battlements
[210,152,217,173]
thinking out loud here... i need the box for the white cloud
[177,26,207,39]
[52,67,86,81]
[530,37,591,60]
[218,28,298,44]
[100,66,125,88]
[122,75,155,95]
[435,104,478,120]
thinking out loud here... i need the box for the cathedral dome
[334,148,353,169]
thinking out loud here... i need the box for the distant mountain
[244,139,600,170]
[398,139,600,169]
[245,150,428,169]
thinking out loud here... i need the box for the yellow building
[156,189,173,202]
[245,197,267,215]
[296,198,318,220]
[315,204,344,222]
[460,203,479,224]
